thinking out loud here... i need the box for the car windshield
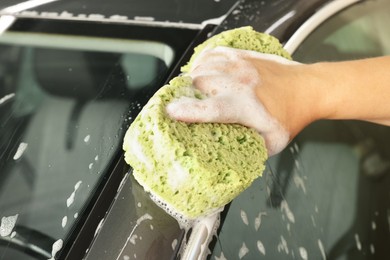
[0,28,176,259]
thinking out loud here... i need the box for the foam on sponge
[123,26,290,219]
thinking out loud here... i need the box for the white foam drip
[370,244,375,254]
[318,239,326,260]
[49,239,63,260]
[215,252,227,260]
[254,212,267,231]
[240,210,249,225]
[257,240,266,255]
[61,216,67,228]
[84,134,90,143]
[277,235,289,254]
[0,93,15,105]
[293,172,307,194]
[281,200,295,223]
[299,247,308,260]
[66,181,82,207]
[172,239,178,250]
[0,214,18,237]
[13,142,28,160]
[355,233,362,251]
[238,242,249,259]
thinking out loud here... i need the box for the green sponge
[181,26,291,73]
[123,26,289,219]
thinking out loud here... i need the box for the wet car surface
[0,0,389,259]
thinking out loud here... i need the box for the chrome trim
[284,0,363,54]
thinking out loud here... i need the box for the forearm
[311,56,390,125]
[253,56,390,141]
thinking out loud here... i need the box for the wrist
[254,61,328,138]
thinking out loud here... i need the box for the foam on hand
[123,26,291,220]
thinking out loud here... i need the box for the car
[0,0,389,259]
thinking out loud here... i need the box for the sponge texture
[181,26,291,73]
[123,26,289,218]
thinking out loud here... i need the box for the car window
[0,30,174,259]
[210,1,390,259]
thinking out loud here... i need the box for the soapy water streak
[115,213,153,260]
[318,239,326,260]
[0,93,15,105]
[13,142,28,160]
[66,181,82,207]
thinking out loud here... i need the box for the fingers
[166,96,240,124]
[166,95,290,156]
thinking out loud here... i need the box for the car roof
[0,0,239,25]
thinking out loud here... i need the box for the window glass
[211,1,390,259]
[294,0,390,61]
[0,32,173,259]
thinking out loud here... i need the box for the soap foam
[187,46,290,155]
[147,185,223,230]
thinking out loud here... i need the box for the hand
[166,46,303,156]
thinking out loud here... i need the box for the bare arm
[255,56,390,137]
[167,47,390,155]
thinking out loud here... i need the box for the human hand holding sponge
[123,26,294,219]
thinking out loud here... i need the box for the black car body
[0,0,389,259]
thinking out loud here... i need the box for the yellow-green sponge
[181,26,291,73]
[123,26,290,219]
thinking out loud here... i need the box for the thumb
[166,96,238,124]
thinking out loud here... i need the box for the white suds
[254,212,267,231]
[370,244,375,254]
[257,240,266,255]
[299,247,308,260]
[13,142,28,160]
[62,216,67,228]
[281,200,295,223]
[238,242,249,259]
[277,235,289,254]
[215,252,227,260]
[355,234,362,251]
[66,181,82,207]
[293,173,306,194]
[0,214,18,237]
[136,213,153,225]
[167,161,190,190]
[130,234,138,245]
[240,210,249,225]
[318,239,326,260]
[0,93,15,105]
[84,135,90,143]
[48,239,63,260]
[371,221,376,230]
[172,239,178,250]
